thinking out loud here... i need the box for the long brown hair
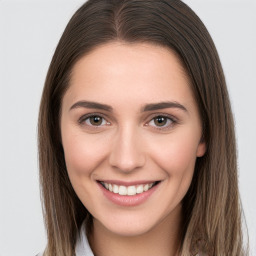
[38,0,247,255]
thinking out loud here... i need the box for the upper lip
[97,180,160,186]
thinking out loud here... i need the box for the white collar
[75,221,94,256]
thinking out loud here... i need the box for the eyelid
[77,112,178,130]
[145,113,178,130]
[146,112,178,122]
[78,112,111,126]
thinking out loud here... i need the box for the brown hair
[38,0,247,255]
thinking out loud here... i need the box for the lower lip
[98,182,160,207]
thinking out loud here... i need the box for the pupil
[155,116,167,126]
[90,116,102,125]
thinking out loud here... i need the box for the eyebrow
[142,101,187,112]
[69,100,187,113]
[70,101,113,112]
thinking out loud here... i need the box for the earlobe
[196,141,207,157]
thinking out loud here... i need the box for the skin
[61,42,206,256]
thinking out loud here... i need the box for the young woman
[38,0,247,255]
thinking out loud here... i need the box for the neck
[89,204,183,256]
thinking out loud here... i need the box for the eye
[147,115,175,129]
[79,114,110,127]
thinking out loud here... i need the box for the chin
[93,204,179,238]
[99,218,158,237]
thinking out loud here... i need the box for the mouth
[98,181,161,196]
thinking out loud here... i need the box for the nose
[109,126,146,173]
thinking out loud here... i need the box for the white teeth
[136,185,144,194]
[119,186,127,195]
[102,182,156,196]
[113,184,119,193]
[143,184,149,191]
[127,186,136,195]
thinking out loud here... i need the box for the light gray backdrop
[0,0,255,255]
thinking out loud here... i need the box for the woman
[38,0,247,255]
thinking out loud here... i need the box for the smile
[99,181,157,196]
[98,180,161,206]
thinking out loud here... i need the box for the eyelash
[78,113,110,128]
[146,114,177,130]
[78,113,177,131]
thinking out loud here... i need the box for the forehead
[70,41,188,86]
[63,42,195,111]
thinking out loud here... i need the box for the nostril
[109,150,146,172]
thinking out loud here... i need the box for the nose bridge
[109,124,145,172]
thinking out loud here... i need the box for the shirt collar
[75,221,94,256]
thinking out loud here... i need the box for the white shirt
[75,222,94,256]
[37,222,94,256]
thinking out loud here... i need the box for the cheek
[149,132,199,206]
[61,131,110,208]
[62,130,108,178]
[148,131,200,177]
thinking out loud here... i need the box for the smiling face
[60,42,206,237]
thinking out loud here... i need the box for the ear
[196,140,206,157]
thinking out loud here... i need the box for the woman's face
[61,42,206,236]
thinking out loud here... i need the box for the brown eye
[89,116,103,126]
[81,115,109,127]
[153,116,168,126]
[147,115,175,130]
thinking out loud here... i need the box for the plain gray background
[0,0,255,255]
